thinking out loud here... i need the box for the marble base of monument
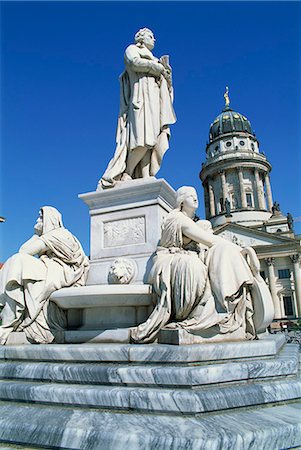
[158,325,246,344]
[79,178,176,285]
[0,335,300,449]
[50,284,154,331]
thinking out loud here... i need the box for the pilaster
[265,258,281,319]
[264,174,273,212]
[290,254,301,317]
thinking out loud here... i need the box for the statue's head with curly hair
[134,28,155,51]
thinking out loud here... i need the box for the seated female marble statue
[131,186,271,343]
[0,207,89,345]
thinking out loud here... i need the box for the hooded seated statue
[0,206,89,344]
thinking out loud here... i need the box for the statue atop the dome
[98,28,177,189]
[224,86,230,108]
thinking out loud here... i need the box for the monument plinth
[80,178,176,285]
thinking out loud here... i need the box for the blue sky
[1,1,300,260]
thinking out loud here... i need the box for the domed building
[200,87,273,228]
[200,89,301,322]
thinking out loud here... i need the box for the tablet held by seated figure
[0,207,89,345]
[131,186,274,343]
[99,28,176,189]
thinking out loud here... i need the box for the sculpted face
[34,210,43,235]
[143,30,155,50]
[182,189,199,212]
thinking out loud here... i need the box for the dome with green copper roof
[209,88,254,142]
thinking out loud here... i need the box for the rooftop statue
[99,28,176,189]
[224,86,230,108]
[131,186,274,343]
[0,207,89,345]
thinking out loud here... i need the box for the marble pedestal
[79,178,176,285]
[158,325,246,345]
[0,335,301,449]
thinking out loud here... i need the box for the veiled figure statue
[99,28,176,189]
[0,207,89,345]
[131,186,273,343]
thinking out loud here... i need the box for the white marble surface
[0,334,299,449]
[0,207,89,345]
[0,342,297,387]
[49,284,153,331]
[50,284,153,308]
[1,334,285,362]
[0,373,300,414]
[80,178,176,285]
[98,28,176,187]
[159,326,246,344]
[0,401,300,449]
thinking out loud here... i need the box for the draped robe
[131,210,256,343]
[101,44,176,187]
[0,207,89,344]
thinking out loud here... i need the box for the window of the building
[226,141,232,147]
[239,140,245,146]
[260,271,266,280]
[283,296,294,316]
[246,193,253,207]
[251,143,255,151]
[278,269,290,279]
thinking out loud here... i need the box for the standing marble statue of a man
[99,28,177,189]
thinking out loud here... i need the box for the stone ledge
[0,374,300,414]
[1,334,285,363]
[79,177,176,212]
[50,284,153,309]
[0,400,300,449]
[0,343,297,387]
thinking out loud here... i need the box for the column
[264,173,273,212]
[254,169,266,210]
[238,168,247,208]
[290,254,301,317]
[265,258,281,319]
[208,182,216,217]
[219,170,228,206]
[204,184,210,219]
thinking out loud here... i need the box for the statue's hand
[150,61,165,75]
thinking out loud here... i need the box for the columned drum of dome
[200,89,273,228]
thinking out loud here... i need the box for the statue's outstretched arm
[19,235,47,256]
[181,215,229,248]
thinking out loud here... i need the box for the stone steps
[0,400,300,449]
[0,333,285,363]
[0,375,301,415]
[0,343,297,388]
[0,335,300,449]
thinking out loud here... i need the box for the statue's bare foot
[121,173,132,181]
